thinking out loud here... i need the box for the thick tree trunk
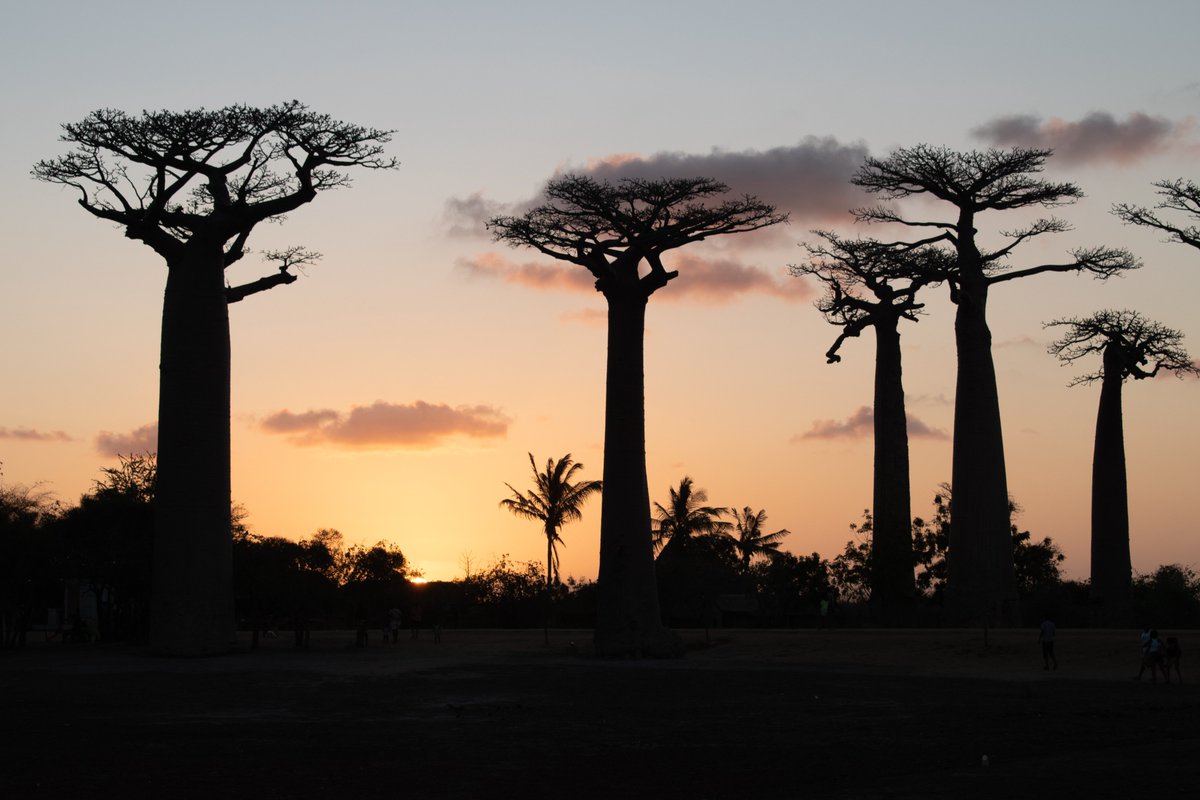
[150,249,235,655]
[1090,346,1133,626]
[946,270,1020,626]
[594,292,681,657]
[871,319,916,623]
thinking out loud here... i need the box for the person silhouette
[1146,629,1165,684]
[1134,628,1152,680]
[1164,636,1182,684]
[1038,617,1058,670]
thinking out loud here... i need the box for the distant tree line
[4,456,1200,648]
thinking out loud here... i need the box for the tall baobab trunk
[1090,342,1133,626]
[150,249,235,655]
[594,290,679,657]
[946,247,1020,626]
[871,318,916,622]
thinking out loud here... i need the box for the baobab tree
[1114,179,1200,253]
[489,176,785,656]
[499,453,602,587]
[792,232,950,621]
[1046,310,1197,626]
[853,146,1138,625]
[33,102,396,655]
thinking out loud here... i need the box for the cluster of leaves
[830,485,1066,611]
[1132,565,1200,628]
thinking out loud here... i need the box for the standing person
[1146,630,1165,684]
[1038,618,1058,671]
[1134,628,1152,680]
[1164,637,1182,684]
[388,607,403,645]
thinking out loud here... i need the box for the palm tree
[500,454,602,587]
[652,477,731,557]
[729,507,790,572]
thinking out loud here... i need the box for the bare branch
[225,247,320,303]
[988,246,1140,286]
[1114,178,1200,252]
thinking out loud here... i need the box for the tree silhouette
[853,145,1138,625]
[489,176,784,656]
[1046,310,1198,625]
[33,102,396,654]
[500,453,602,587]
[1114,179,1200,253]
[651,476,732,557]
[729,506,790,573]
[792,232,950,621]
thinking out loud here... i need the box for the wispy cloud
[442,192,508,239]
[907,393,952,407]
[459,252,597,293]
[793,406,947,441]
[261,401,510,449]
[444,136,871,239]
[972,112,1196,166]
[576,137,870,222]
[994,335,1043,350]
[95,423,157,456]
[559,308,608,328]
[458,251,811,305]
[0,426,72,442]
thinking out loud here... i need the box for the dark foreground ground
[3,628,1196,799]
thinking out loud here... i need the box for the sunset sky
[2,1,1198,582]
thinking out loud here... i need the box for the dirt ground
[3,628,1196,798]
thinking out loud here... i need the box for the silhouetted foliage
[843,487,1065,620]
[655,526,743,628]
[748,552,830,626]
[0,470,62,647]
[912,487,952,601]
[1132,564,1200,628]
[1114,178,1200,253]
[853,145,1138,626]
[460,555,548,627]
[500,453,601,586]
[729,506,790,572]
[489,175,785,657]
[56,455,157,642]
[33,102,396,655]
[652,476,731,557]
[1047,311,1197,626]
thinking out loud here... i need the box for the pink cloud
[0,426,72,442]
[972,112,1196,166]
[459,252,597,293]
[261,401,510,449]
[793,406,947,441]
[95,423,157,456]
[459,251,811,305]
[260,409,340,433]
